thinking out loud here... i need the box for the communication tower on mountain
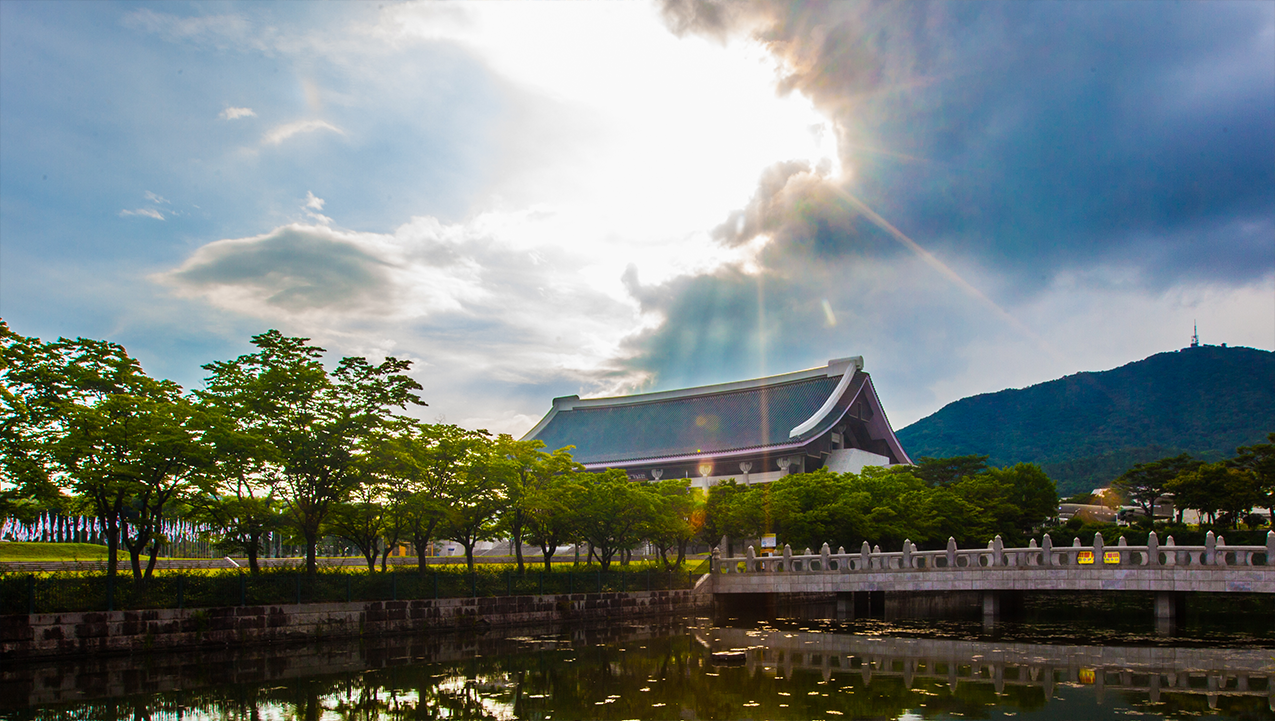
[1190,321,1199,348]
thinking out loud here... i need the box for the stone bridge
[707,531,1275,622]
[696,626,1275,712]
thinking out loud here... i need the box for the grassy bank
[0,542,110,562]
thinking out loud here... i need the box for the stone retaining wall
[0,589,709,660]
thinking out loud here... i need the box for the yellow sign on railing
[1104,551,1122,564]
[1077,551,1094,564]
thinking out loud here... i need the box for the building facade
[523,356,912,488]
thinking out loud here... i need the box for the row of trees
[701,456,1058,553]
[0,323,709,581]
[1,321,1060,586]
[1110,437,1275,528]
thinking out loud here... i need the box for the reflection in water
[3,609,1273,720]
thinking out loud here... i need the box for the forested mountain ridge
[896,345,1275,496]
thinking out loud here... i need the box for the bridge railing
[711,530,1275,574]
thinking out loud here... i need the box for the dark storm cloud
[663,0,1275,288]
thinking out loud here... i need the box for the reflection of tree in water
[14,626,1259,720]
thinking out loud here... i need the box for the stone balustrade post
[711,547,720,573]
[860,541,871,570]
[1266,531,1274,566]
[746,545,756,571]
[821,543,831,573]
[873,545,882,569]
[1028,539,1038,567]
[1148,531,1159,567]
[902,539,912,569]
[1042,533,1053,567]
[946,537,957,569]
[1093,532,1104,566]
[783,544,792,571]
[1117,536,1128,565]
[1165,535,1177,566]
[1205,531,1216,566]
[1216,535,1227,567]
[993,535,1004,567]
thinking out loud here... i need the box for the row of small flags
[0,513,212,545]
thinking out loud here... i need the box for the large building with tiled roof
[522,357,912,488]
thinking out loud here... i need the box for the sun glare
[381,1,838,291]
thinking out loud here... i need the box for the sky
[1,0,1272,437]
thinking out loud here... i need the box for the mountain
[895,345,1275,497]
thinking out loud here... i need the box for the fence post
[392,571,398,601]
[346,575,352,603]
[27,575,35,615]
[621,570,626,593]
[646,568,650,592]
[597,570,602,593]
[295,575,301,605]
[470,571,476,598]
[538,571,544,595]
[506,569,511,597]
[568,571,573,594]
[106,573,115,612]
[433,572,438,599]
[239,573,246,606]
[177,576,184,610]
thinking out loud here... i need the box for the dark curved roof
[524,357,911,467]
[531,375,840,464]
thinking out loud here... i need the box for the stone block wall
[0,589,709,660]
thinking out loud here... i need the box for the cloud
[262,119,345,146]
[220,107,256,120]
[122,8,257,51]
[157,212,650,402]
[658,0,1275,291]
[119,208,164,220]
[305,192,325,211]
[144,191,169,205]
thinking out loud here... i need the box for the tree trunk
[540,544,555,572]
[511,509,525,573]
[104,515,120,581]
[304,528,319,575]
[247,533,261,574]
[380,545,392,573]
[464,541,476,572]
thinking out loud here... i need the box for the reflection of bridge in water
[700,626,1275,711]
[708,531,1275,624]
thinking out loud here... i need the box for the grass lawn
[0,541,109,562]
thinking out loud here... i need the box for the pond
[3,593,1273,720]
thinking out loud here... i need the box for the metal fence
[0,567,700,615]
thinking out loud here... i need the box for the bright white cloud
[220,106,256,120]
[144,191,169,204]
[120,208,164,220]
[262,119,345,146]
[374,2,837,292]
[304,191,325,211]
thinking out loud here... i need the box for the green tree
[575,470,654,570]
[0,325,214,582]
[912,455,989,487]
[436,430,508,571]
[1111,453,1199,522]
[198,330,424,574]
[376,422,489,573]
[646,478,702,568]
[188,409,282,574]
[1231,433,1275,524]
[1166,461,1258,527]
[523,472,585,571]
[497,437,583,573]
